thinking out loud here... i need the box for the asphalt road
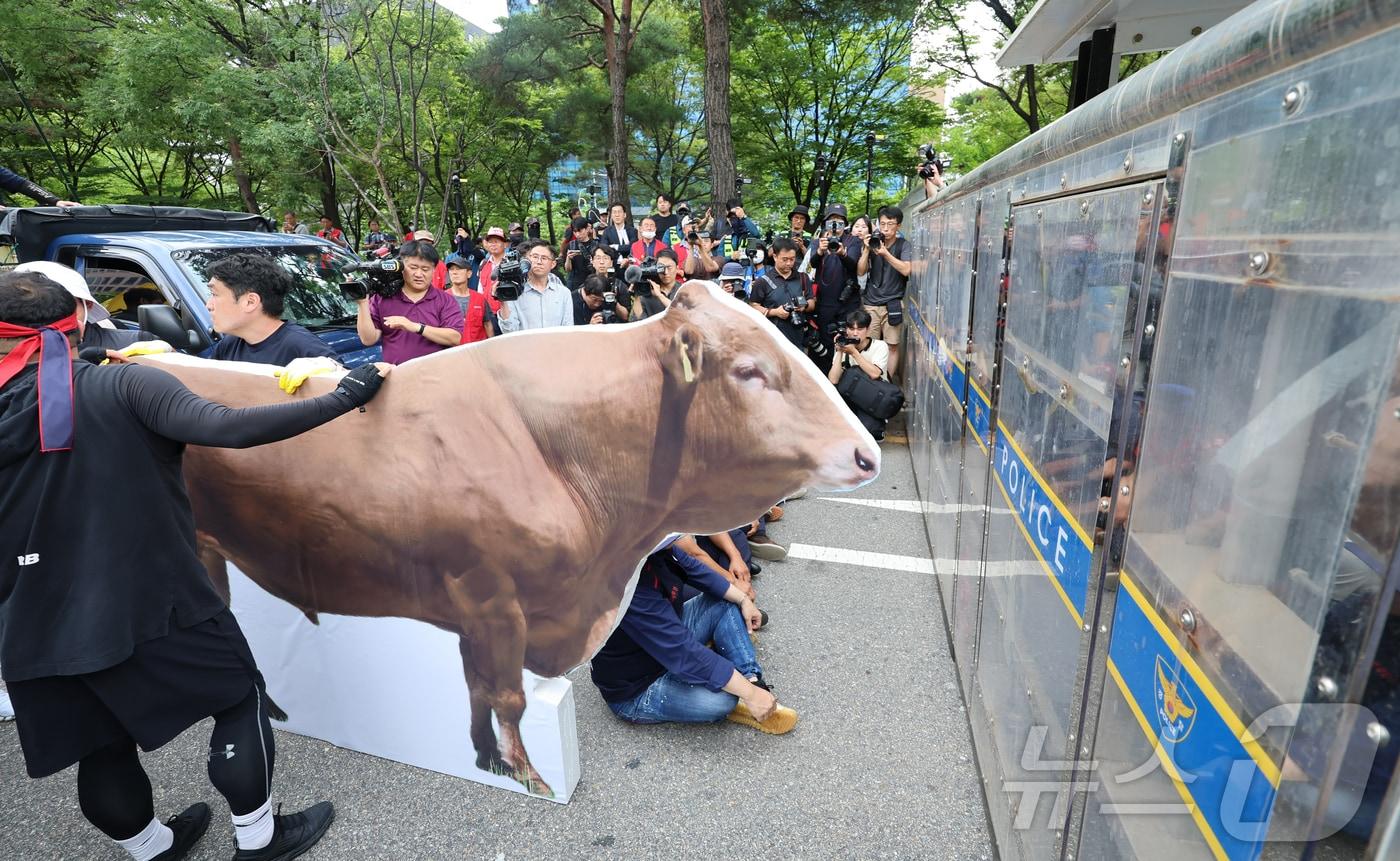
[0,436,993,860]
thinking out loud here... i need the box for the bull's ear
[664,323,704,385]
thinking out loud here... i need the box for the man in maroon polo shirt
[354,239,463,364]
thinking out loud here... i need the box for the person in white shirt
[827,307,889,384]
[496,240,574,332]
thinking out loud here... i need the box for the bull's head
[650,281,880,530]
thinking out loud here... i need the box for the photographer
[748,237,814,351]
[362,219,394,257]
[920,152,948,199]
[684,229,722,280]
[810,203,862,373]
[574,274,629,326]
[563,217,602,290]
[478,226,510,302]
[354,239,463,363]
[202,253,340,364]
[857,205,911,382]
[828,308,894,440]
[497,239,573,332]
[786,205,813,251]
[626,250,678,322]
[714,198,759,259]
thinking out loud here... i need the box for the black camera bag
[837,366,904,420]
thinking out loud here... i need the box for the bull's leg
[445,580,553,798]
[458,638,505,771]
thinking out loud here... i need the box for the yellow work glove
[272,356,342,395]
[101,339,174,364]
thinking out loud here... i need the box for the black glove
[334,363,387,408]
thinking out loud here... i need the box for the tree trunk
[318,150,339,226]
[602,9,631,209]
[700,0,735,214]
[542,171,557,246]
[228,135,259,214]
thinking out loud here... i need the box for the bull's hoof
[478,752,554,799]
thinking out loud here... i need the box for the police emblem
[1154,656,1197,743]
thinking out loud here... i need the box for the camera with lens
[340,258,407,301]
[783,299,809,328]
[918,143,950,179]
[600,288,619,324]
[835,332,860,347]
[805,327,829,360]
[625,258,663,296]
[867,231,884,250]
[492,249,526,302]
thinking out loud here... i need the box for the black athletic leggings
[77,685,275,840]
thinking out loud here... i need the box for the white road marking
[816,496,1012,515]
[789,544,1046,580]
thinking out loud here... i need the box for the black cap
[788,204,811,221]
[571,216,590,231]
[823,203,848,221]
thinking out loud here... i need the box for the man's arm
[355,298,381,346]
[0,166,61,205]
[705,530,752,588]
[116,362,389,448]
[828,353,846,384]
[618,587,738,692]
[879,242,912,278]
[421,296,464,346]
[496,299,520,331]
[857,241,872,277]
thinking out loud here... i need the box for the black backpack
[837,366,904,420]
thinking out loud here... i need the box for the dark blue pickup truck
[0,205,380,366]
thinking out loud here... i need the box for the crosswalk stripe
[787,544,1048,579]
[816,496,1012,515]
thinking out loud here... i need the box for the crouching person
[591,538,797,734]
[828,308,898,441]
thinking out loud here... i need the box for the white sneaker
[0,685,14,721]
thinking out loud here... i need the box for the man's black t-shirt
[749,270,812,349]
[864,236,910,306]
[651,212,679,236]
[80,324,146,352]
[0,361,365,681]
[206,322,339,366]
[565,238,603,290]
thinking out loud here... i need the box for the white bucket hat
[12,260,113,324]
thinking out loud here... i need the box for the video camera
[493,249,526,301]
[340,258,405,301]
[918,144,951,180]
[625,258,663,297]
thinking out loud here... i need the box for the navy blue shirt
[205,322,338,366]
[590,541,736,703]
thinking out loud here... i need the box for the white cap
[12,260,112,323]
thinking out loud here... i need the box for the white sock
[116,817,173,861]
[232,798,275,851]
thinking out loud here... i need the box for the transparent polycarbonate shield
[906,208,938,495]
[973,186,1146,859]
[928,199,976,607]
[1074,26,1400,858]
[951,190,1008,681]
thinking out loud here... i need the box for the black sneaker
[748,561,762,577]
[232,802,335,861]
[152,803,211,861]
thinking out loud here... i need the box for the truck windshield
[172,246,361,327]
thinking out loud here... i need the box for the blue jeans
[609,594,761,724]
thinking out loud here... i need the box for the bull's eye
[733,362,768,387]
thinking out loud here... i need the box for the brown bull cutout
[138,280,880,798]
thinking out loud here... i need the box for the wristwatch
[418,323,426,335]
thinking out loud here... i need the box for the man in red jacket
[445,253,493,343]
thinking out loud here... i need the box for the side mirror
[138,304,200,351]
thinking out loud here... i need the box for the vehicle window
[82,256,170,326]
[173,246,361,327]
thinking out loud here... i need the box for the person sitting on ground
[445,253,494,343]
[590,537,796,733]
[829,307,892,439]
[202,253,341,365]
[0,270,392,861]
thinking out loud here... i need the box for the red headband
[0,313,79,452]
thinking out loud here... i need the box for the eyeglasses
[527,254,555,263]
